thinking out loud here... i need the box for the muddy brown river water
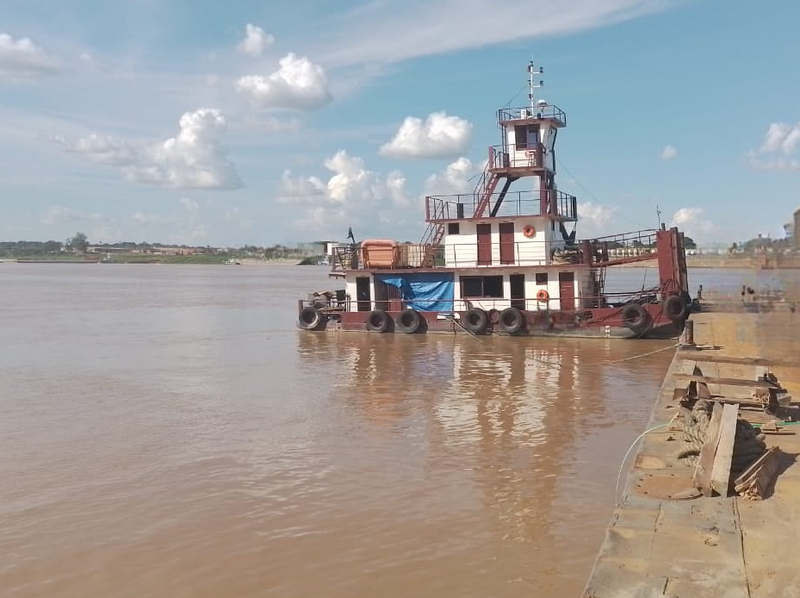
[0,264,791,598]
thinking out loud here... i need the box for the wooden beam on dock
[673,374,780,389]
[692,402,724,497]
[710,403,739,496]
[676,354,772,366]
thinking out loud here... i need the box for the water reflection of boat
[296,62,690,339]
[294,332,666,575]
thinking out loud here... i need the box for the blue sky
[1,0,798,247]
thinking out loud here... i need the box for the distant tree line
[1,233,325,259]
[0,240,64,256]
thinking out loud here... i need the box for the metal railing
[425,189,577,221]
[332,240,583,271]
[497,105,567,124]
[489,143,545,169]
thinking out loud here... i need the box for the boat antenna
[527,58,544,111]
[656,205,663,229]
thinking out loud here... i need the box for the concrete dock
[583,307,800,598]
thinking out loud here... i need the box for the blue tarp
[375,272,454,312]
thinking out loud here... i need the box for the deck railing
[489,143,545,169]
[425,190,577,221]
[497,105,567,124]
[332,230,661,273]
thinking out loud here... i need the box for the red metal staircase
[471,169,500,218]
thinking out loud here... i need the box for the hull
[303,303,682,340]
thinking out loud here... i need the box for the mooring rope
[615,422,669,504]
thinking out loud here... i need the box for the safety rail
[425,189,577,221]
[332,240,587,272]
[582,229,660,267]
[497,105,567,125]
[489,143,545,169]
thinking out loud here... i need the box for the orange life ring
[522,225,536,238]
[536,289,549,302]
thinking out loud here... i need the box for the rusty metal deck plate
[634,472,701,500]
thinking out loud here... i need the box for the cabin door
[499,222,515,264]
[476,223,492,266]
[510,274,525,310]
[356,276,371,311]
[559,272,575,311]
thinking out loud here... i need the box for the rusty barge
[297,62,690,338]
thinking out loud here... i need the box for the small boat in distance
[296,62,690,338]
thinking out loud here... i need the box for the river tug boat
[297,63,690,338]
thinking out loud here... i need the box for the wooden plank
[710,403,739,496]
[676,354,771,366]
[673,374,779,389]
[676,353,796,368]
[733,447,777,487]
[734,448,780,500]
[692,402,724,496]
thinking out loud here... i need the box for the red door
[559,272,575,311]
[477,223,492,266]
[499,222,515,265]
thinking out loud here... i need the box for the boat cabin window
[535,273,548,285]
[461,275,504,298]
[514,124,539,150]
[448,223,460,235]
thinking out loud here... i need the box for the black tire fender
[298,306,323,330]
[463,308,489,333]
[499,307,525,335]
[367,309,392,333]
[663,294,689,323]
[621,303,651,334]
[396,308,422,334]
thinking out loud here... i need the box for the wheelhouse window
[535,273,548,285]
[461,276,504,298]
[514,124,539,150]
[515,125,528,149]
[448,222,460,235]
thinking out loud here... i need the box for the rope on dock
[615,422,670,504]
[674,399,766,471]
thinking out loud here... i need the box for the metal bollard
[680,319,695,348]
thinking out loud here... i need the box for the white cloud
[321,0,673,67]
[577,201,617,237]
[423,157,480,195]
[276,169,327,205]
[671,207,712,237]
[0,33,58,81]
[748,122,800,171]
[236,53,332,111]
[57,134,138,166]
[385,170,413,208]
[237,24,275,57]
[40,205,108,225]
[277,150,412,233]
[58,108,242,190]
[661,145,677,160]
[380,112,472,159]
